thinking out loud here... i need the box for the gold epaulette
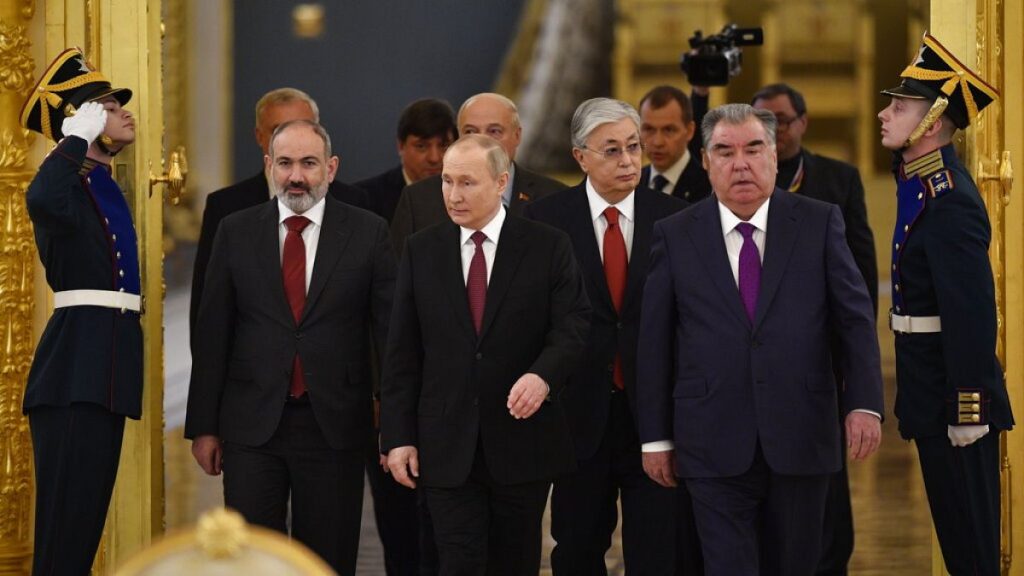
[904,148,945,179]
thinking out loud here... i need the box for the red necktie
[283,215,311,398]
[603,207,627,390]
[467,231,488,335]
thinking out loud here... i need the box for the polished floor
[162,173,936,574]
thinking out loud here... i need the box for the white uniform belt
[889,312,941,334]
[53,289,141,312]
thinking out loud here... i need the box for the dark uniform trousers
[30,403,125,576]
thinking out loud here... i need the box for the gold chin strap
[904,96,949,149]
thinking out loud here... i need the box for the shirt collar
[586,177,635,223]
[278,196,326,228]
[460,204,507,246]
[718,195,771,236]
[650,149,691,186]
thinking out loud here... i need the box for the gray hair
[255,87,320,129]
[701,103,777,150]
[457,93,520,130]
[445,133,510,179]
[268,119,332,159]
[570,98,642,149]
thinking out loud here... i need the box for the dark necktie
[603,207,627,389]
[652,174,670,193]
[283,215,311,397]
[736,222,761,323]
[466,231,488,335]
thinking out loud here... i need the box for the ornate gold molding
[0,4,35,576]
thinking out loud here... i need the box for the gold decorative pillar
[0,1,37,575]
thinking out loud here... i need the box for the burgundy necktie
[603,207,627,390]
[467,231,488,335]
[283,215,311,398]
[736,222,761,323]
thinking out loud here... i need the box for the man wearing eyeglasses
[526,98,694,575]
[751,83,878,576]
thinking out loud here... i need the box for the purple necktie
[467,231,488,334]
[736,222,761,323]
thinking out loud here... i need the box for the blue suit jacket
[636,189,883,477]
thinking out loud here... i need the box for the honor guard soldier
[878,33,1014,575]
[20,48,142,575]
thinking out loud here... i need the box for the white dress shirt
[277,197,326,293]
[586,178,635,260]
[648,150,691,195]
[718,198,770,286]
[459,206,507,285]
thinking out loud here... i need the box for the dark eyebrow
[745,139,767,147]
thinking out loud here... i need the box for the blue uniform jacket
[23,136,143,418]
[891,143,1013,438]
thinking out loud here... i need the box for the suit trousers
[685,444,830,576]
[551,390,694,575]
[816,439,853,576]
[424,444,551,576]
[223,402,364,574]
[365,428,428,576]
[29,403,125,576]
[916,432,1001,576]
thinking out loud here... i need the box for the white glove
[948,424,990,447]
[61,101,108,145]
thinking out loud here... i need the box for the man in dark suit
[381,134,589,575]
[526,98,696,575]
[638,85,712,203]
[185,120,395,574]
[190,87,368,334]
[389,92,565,257]
[20,48,143,576]
[637,104,883,575]
[355,98,457,223]
[749,82,878,576]
[878,33,1013,576]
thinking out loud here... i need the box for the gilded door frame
[930,0,1023,574]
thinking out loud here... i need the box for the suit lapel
[687,199,750,330]
[301,199,352,322]
[564,186,614,312]
[256,201,296,325]
[478,214,527,339]
[622,188,653,315]
[438,223,478,340]
[753,191,800,330]
[508,163,533,214]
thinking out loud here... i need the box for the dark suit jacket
[190,172,368,336]
[185,197,395,450]
[525,184,687,459]
[389,163,566,258]
[640,160,712,204]
[799,150,878,314]
[380,214,590,487]
[355,165,406,223]
[636,190,883,478]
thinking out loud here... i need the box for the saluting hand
[61,100,108,145]
[507,373,549,419]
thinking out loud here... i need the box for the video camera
[680,24,764,86]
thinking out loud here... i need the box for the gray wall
[233,0,527,183]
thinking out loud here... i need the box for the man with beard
[185,120,395,574]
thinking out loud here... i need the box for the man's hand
[845,411,882,461]
[387,445,419,489]
[507,373,549,419]
[642,450,678,488]
[61,101,108,145]
[191,435,223,476]
[948,424,989,447]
